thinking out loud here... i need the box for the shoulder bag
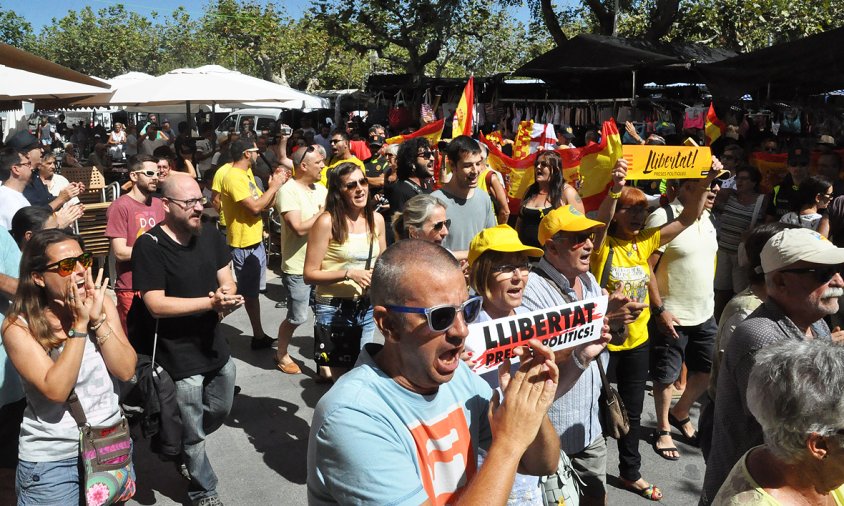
[597,247,631,439]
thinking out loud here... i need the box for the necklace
[613,236,638,257]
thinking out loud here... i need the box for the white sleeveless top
[18,323,121,462]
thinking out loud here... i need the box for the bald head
[160,172,199,199]
[370,240,461,307]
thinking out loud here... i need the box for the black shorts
[649,316,716,384]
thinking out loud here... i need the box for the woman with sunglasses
[590,158,721,501]
[392,194,450,245]
[2,229,137,504]
[516,151,584,248]
[780,175,833,235]
[304,162,387,382]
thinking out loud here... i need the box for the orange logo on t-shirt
[407,404,475,505]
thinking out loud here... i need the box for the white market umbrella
[0,64,110,100]
[75,65,322,107]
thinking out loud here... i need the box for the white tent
[0,64,110,100]
[76,65,327,109]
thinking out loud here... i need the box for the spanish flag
[452,76,474,137]
[705,103,726,146]
[385,119,444,146]
[479,120,623,213]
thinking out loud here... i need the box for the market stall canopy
[0,64,112,100]
[695,27,844,100]
[513,34,734,97]
[75,65,326,109]
[0,43,110,89]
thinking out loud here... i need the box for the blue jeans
[314,300,374,351]
[175,358,236,502]
[16,457,81,505]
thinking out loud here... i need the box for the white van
[214,108,285,142]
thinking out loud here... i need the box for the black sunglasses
[779,266,841,284]
[45,252,93,277]
[385,296,483,332]
[344,177,369,191]
[431,219,451,231]
[417,150,434,158]
[554,232,595,246]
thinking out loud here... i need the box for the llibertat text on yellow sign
[622,145,712,180]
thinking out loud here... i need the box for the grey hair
[370,239,460,307]
[392,194,447,240]
[747,340,844,462]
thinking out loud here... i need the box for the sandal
[668,412,699,446]
[620,478,663,501]
[652,430,680,461]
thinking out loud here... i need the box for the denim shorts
[314,298,375,351]
[282,273,312,326]
[16,457,82,505]
[231,242,267,298]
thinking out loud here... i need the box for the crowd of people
[0,109,843,506]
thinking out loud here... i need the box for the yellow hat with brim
[538,205,606,246]
[468,224,544,266]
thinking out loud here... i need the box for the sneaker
[192,495,223,506]
[250,334,277,350]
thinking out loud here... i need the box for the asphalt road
[126,272,706,506]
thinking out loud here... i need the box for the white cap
[761,228,844,274]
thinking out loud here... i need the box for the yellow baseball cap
[468,225,544,266]
[537,205,605,246]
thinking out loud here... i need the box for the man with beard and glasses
[105,154,166,332]
[384,137,435,220]
[130,174,243,506]
[700,227,844,504]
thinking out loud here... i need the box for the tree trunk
[540,0,567,46]
[644,0,681,42]
[584,0,615,36]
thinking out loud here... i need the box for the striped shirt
[521,258,607,454]
[717,194,763,252]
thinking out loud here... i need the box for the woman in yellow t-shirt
[713,340,844,505]
[304,162,387,382]
[590,158,721,501]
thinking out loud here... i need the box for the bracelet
[90,313,107,331]
[344,270,350,281]
[608,189,623,199]
[96,323,113,346]
[571,351,588,371]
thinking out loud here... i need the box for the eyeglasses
[820,192,834,200]
[779,266,840,284]
[329,139,344,144]
[385,295,483,332]
[15,160,32,168]
[343,177,369,191]
[554,231,595,248]
[166,196,207,209]
[431,219,451,231]
[492,262,532,277]
[133,169,160,178]
[417,150,434,158]
[45,252,93,277]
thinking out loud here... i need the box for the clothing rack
[498,97,631,104]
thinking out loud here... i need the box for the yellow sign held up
[623,145,712,180]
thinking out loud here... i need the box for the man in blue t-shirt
[307,240,561,505]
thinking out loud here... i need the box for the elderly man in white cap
[700,228,844,504]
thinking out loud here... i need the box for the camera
[279,126,293,136]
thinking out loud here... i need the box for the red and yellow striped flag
[478,120,623,213]
[452,76,474,137]
[385,119,444,146]
[512,120,534,159]
[705,103,726,146]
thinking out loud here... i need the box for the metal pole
[632,70,637,100]
[185,100,193,135]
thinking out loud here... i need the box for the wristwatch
[652,304,666,317]
[68,329,89,339]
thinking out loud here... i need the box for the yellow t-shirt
[277,180,327,274]
[320,156,365,187]
[220,167,264,248]
[211,163,233,227]
[590,227,661,351]
[712,446,844,505]
[317,231,380,299]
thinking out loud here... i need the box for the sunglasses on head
[385,295,482,332]
[431,219,451,231]
[45,252,93,277]
[133,169,160,178]
[779,266,841,284]
[344,177,369,191]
